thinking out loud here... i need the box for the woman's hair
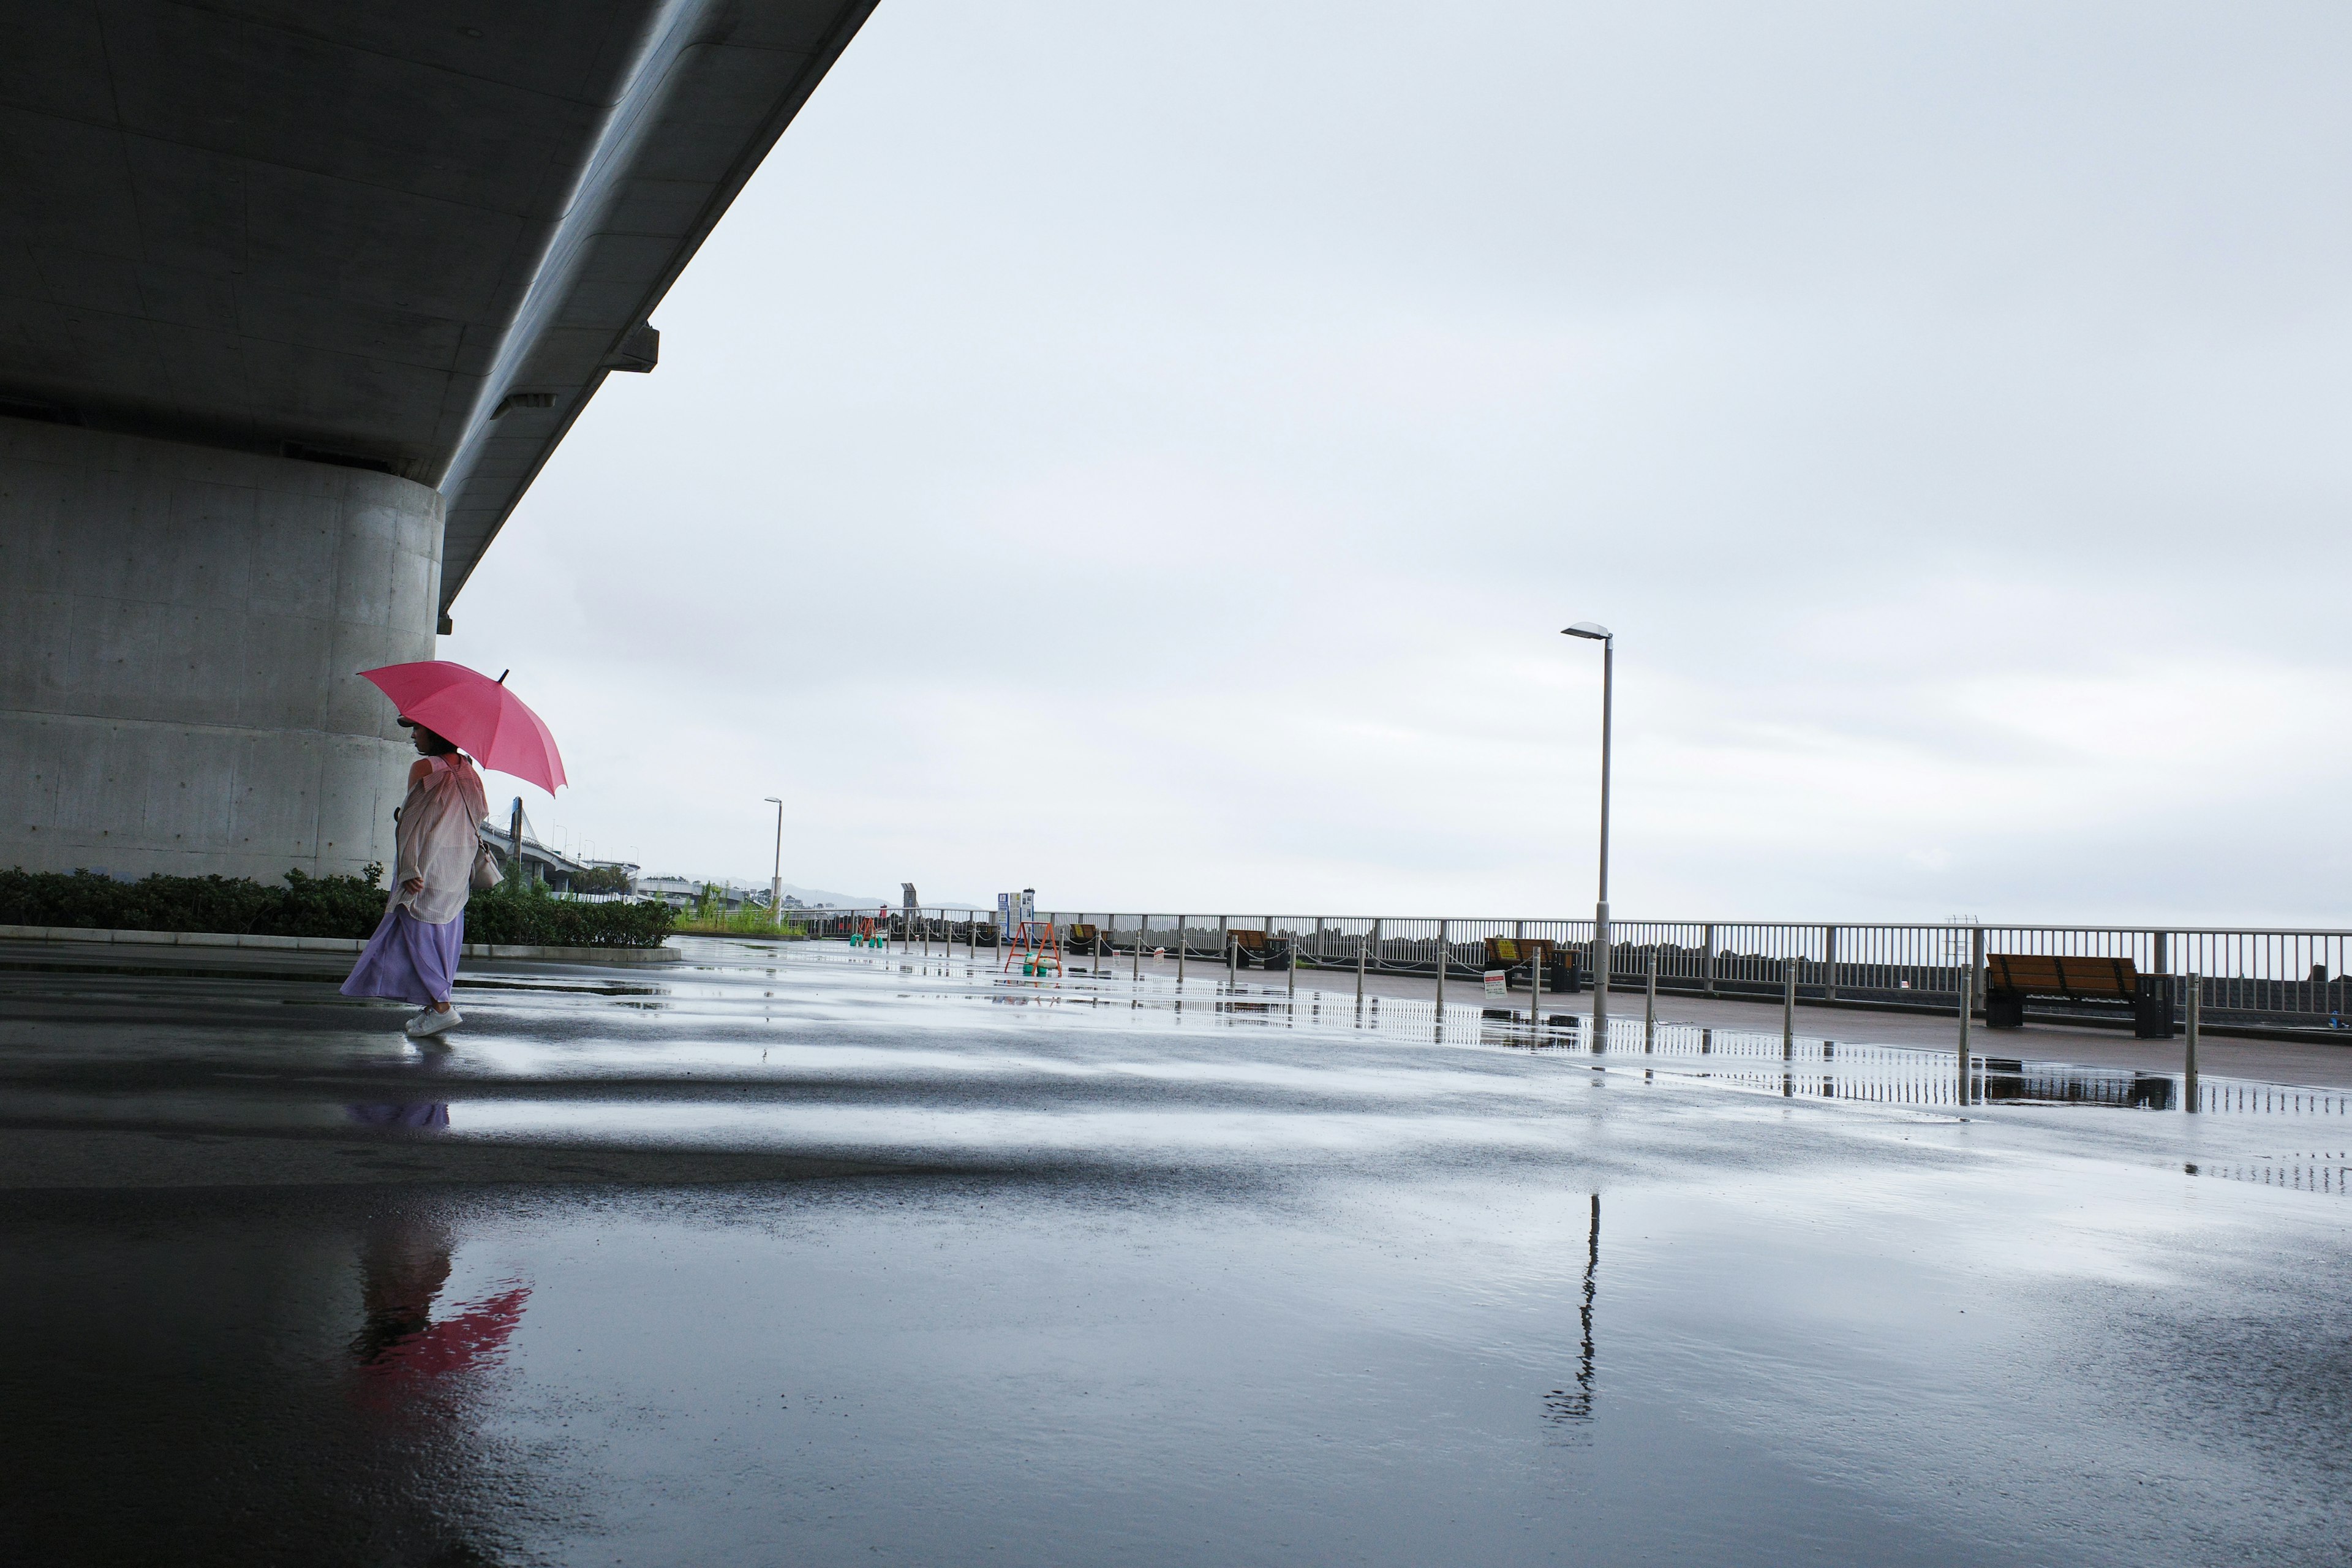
[409,722,459,757]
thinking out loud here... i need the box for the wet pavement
[2,937,2347,1566]
[1071,942,2352,1089]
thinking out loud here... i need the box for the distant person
[342,719,489,1037]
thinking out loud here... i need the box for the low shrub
[0,865,675,948]
[464,885,676,948]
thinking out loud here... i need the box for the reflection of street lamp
[1561,622,1613,1040]
[763,797,784,927]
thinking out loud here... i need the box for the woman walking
[342,719,490,1038]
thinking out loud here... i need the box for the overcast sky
[443,1,2351,924]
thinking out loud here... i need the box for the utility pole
[1561,623,1614,1042]
[763,796,784,927]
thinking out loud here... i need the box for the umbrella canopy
[358,661,567,793]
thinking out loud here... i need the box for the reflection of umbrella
[358,660,567,793]
[358,1286,532,1378]
[349,1216,530,1404]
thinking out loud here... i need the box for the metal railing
[820,908,2351,1038]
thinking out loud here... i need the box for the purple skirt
[342,905,464,1006]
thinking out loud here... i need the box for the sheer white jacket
[391,753,489,925]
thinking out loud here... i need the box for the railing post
[1133,915,1142,981]
[1434,918,1447,1024]
[1969,925,1986,1014]
[1645,954,1657,1050]
[1288,931,1297,998]
[1177,914,1186,986]
[1782,959,1796,1055]
[1217,915,1228,979]
[1958,973,1972,1106]
[1823,924,1838,1001]
[1356,922,1368,1006]
[2184,972,2201,1112]
[1703,923,1716,995]
[1530,945,1544,1029]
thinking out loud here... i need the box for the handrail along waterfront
[792,907,2351,1039]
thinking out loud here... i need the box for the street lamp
[1561,622,1613,1041]
[763,796,785,927]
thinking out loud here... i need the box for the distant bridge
[1,1,875,879]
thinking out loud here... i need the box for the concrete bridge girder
[0,1,875,879]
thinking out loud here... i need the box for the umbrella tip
[497,669,510,684]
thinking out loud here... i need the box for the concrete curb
[0,924,680,965]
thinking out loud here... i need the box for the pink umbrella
[358,661,567,792]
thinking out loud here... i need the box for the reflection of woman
[350,1213,529,1382]
[347,1102,451,1129]
[342,720,488,1038]
[350,1216,454,1367]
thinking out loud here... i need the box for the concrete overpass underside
[0,0,874,880]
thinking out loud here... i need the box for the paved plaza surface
[2,937,2346,1566]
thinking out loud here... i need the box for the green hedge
[0,865,675,949]
[464,886,676,948]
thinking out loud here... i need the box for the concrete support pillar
[0,421,442,880]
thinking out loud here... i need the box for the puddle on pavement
[5,938,2351,1564]
[5,943,2347,1165]
[6,1154,2347,1567]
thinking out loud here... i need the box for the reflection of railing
[2188,1156,2349,1195]
[830,910,2352,1038]
[1473,1017,2352,1120]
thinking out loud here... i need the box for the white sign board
[1483,968,1509,1001]
[997,891,1035,937]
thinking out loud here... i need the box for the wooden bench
[1984,954,2174,1039]
[1067,924,1104,955]
[1228,929,1292,969]
[1482,937,1581,993]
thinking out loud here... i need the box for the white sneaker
[405,1006,462,1038]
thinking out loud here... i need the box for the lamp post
[1561,622,1613,1043]
[763,796,784,928]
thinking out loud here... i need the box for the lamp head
[764,796,783,805]
[1561,622,1611,642]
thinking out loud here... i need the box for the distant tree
[573,865,634,895]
